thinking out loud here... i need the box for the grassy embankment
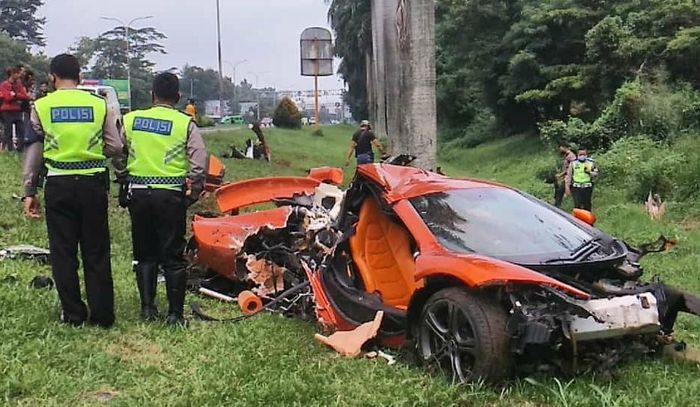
[1,125,699,406]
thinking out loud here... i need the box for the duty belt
[45,158,106,171]
[128,175,186,186]
[572,182,593,188]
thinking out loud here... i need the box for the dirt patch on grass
[680,217,700,231]
[105,337,163,367]
[73,387,120,404]
[275,158,292,168]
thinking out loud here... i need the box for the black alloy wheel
[417,287,511,384]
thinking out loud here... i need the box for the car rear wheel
[416,287,511,384]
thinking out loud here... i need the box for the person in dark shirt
[344,120,387,166]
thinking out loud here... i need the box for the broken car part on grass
[187,157,700,383]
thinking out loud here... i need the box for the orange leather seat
[349,198,422,308]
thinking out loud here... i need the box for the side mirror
[572,208,596,226]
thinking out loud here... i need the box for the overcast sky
[39,0,343,91]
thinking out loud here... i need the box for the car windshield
[410,188,594,261]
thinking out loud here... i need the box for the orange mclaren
[190,157,700,383]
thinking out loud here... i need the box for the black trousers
[572,186,594,211]
[45,174,114,326]
[1,111,25,151]
[128,189,187,271]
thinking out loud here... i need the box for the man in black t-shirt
[344,120,387,166]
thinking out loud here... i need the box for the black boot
[164,265,188,327]
[135,262,159,321]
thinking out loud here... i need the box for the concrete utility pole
[369,0,437,170]
[225,59,247,114]
[215,0,224,117]
[100,15,152,111]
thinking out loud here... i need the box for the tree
[70,25,168,109]
[273,97,302,129]
[0,0,46,47]
[0,33,48,81]
[327,0,372,121]
[369,0,437,169]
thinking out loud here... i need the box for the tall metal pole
[314,39,320,128]
[225,59,247,115]
[216,0,224,118]
[100,15,152,111]
[125,25,131,110]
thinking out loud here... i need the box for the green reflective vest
[572,160,594,186]
[35,89,108,175]
[124,106,191,190]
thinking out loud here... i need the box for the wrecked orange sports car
[189,156,700,383]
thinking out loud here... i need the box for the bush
[596,136,685,201]
[539,81,643,150]
[197,115,215,128]
[539,79,700,150]
[439,110,499,149]
[273,97,302,129]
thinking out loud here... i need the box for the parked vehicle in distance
[77,85,123,128]
[220,115,245,125]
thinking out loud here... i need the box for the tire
[415,287,511,384]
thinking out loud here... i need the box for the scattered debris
[645,192,667,220]
[0,245,50,263]
[244,255,286,297]
[221,123,272,162]
[29,275,54,289]
[315,311,384,357]
[365,350,397,365]
[237,290,263,315]
[198,287,236,303]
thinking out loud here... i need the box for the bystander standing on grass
[566,148,599,211]
[553,141,576,208]
[22,53,124,328]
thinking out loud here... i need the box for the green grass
[1,126,699,406]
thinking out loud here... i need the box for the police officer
[22,54,124,327]
[120,73,207,326]
[566,148,598,211]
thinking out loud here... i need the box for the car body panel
[414,254,590,299]
[192,207,293,279]
[357,164,503,203]
[215,176,322,213]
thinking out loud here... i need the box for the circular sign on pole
[300,27,333,77]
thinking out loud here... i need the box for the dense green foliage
[0,0,45,47]
[329,0,700,147]
[326,0,372,121]
[0,32,48,80]
[273,96,302,129]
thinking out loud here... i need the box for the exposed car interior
[349,198,420,308]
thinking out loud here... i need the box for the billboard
[82,79,130,109]
[300,27,333,77]
[204,100,231,118]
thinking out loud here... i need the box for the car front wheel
[416,287,511,384]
